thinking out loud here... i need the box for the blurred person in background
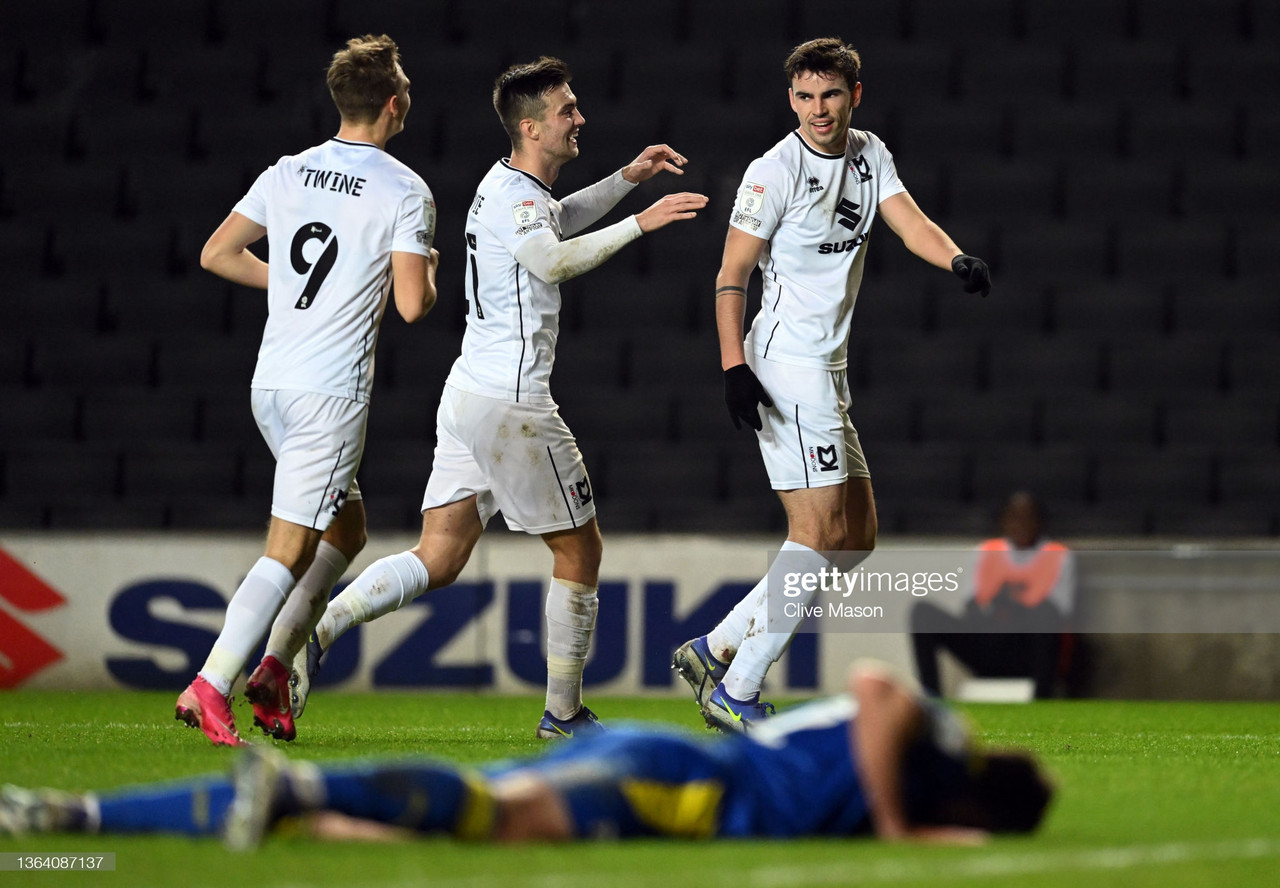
[910,491,1075,699]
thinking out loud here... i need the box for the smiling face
[532,82,584,164]
[788,69,861,154]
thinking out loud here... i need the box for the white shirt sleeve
[232,166,272,226]
[392,177,435,255]
[513,216,644,284]
[557,169,637,237]
[728,156,789,241]
[871,135,908,204]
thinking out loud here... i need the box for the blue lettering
[373,582,494,687]
[506,580,545,686]
[642,581,751,687]
[504,580,628,687]
[107,581,222,689]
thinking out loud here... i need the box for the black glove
[952,254,991,297]
[724,363,773,431]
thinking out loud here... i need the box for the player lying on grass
[0,664,1052,846]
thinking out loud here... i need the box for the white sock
[200,557,295,695]
[314,551,429,650]
[705,577,766,663]
[264,541,349,663]
[722,541,828,701]
[545,577,598,720]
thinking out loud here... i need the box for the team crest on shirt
[848,155,872,183]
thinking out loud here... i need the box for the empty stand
[1169,276,1280,334]
[969,443,1092,508]
[958,43,1068,105]
[915,390,1038,445]
[946,158,1059,223]
[1103,332,1228,395]
[1010,103,1121,162]
[1000,221,1112,282]
[1061,158,1176,221]
[1039,392,1160,447]
[1160,393,1277,449]
[1023,0,1133,42]
[80,386,198,445]
[862,331,982,392]
[1073,41,1181,103]
[0,388,78,445]
[1050,281,1170,335]
[985,334,1105,393]
[31,333,155,390]
[1091,445,1216,508]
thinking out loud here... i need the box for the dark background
[2,0,1278,538]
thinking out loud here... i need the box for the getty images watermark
[764,546,1280,634]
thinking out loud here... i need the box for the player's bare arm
[391,248,439,323]
[621,144,688,183]
[714,226,774,431]
[877,192,962,270]
[714,227,768,370]
[850,666,988,845]
[201,211,269,289]
[879,192,991,297]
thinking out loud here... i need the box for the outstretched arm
[201,211,268,289]
[878,192,990,297]
[515,192,707,285]
[559,145,689,236]
[877,192,961,271]
[850,665,987,844]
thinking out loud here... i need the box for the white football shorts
[750,354,871,490]
[422,384,596,534]
[251,388,366,531]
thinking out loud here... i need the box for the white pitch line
[274,837,1280,888]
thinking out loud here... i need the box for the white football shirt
[447,160,566,404]
[729,129,906,370]
[234,138,435,402]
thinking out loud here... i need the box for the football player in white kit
[674,38,992,731]
[290,57,708,738]
[175,35,439,746]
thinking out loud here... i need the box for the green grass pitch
[2,690,1279,887]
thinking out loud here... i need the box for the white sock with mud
[265,541,349,663]
[315,551,429,650]
[705,577,766,663]
[200,556,295,695]
[545,577,598,720]
[722,541,828,701]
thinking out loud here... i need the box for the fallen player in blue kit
[1,664,1052,846]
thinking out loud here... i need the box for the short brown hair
[784,37,861,88]
[326,34,405,124]
[492,56,573,146]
